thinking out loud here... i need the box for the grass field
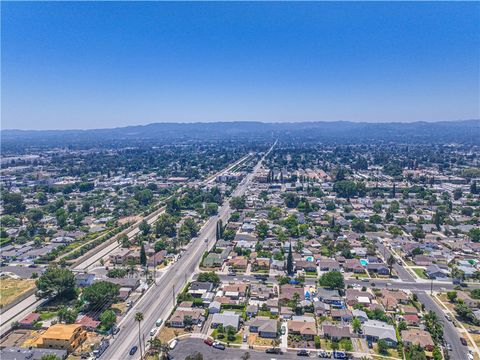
[0,277,36,307]
[412,268,428,279]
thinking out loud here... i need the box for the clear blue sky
[2,1,479,130]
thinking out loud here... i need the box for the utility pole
[431,278,433,295]
[172,284,175,306]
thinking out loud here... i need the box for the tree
[36,266,76,299]
[205,202,218,216]
[351,218,366,233]
[197,272,220,284]
[319,271,344,290]
[135,312,144,358]
[27,208,44,222]
[453,188,462,200]
[446,291,457,303]
[230,196,246,210]
[471,181,478,195]
[58,306,77,324]
[286,243,294,275]
[226,325,237,342]
[140,242,147,266]
[256,220,269,240]
[333,180,357,198]
[40,355,62,360]
[377,339,389,355]
[2,192,26,214]
[155,213,177,237]
[423,311,444,344]
[135,189,153,206]
[183,315,194,330]
[387,255,395,276]
[139,220,151,236]
[78,182,95,192]
[100,309,117,329]
[352,317,361,333]
[83,281,119,308]
[468,228,480,242]
[117,234,130,248]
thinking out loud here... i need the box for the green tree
[352,317,361,333]
[197,272,220,284]
[140,242,147,266]
[40,355,62,360]
[135,312,144,358]
[446,291,457,303]
[36,266,76,299]
[319,271,344,290]
[286,243,294,275]
[58,306,78,324]
[155,213,177,237]
[256,220,269,240]
[333,180,357,198]
[82,281,119,308]
[468,228,480,242]
[377,339,389,355]
[230,196,246,210]
[2,192,26,214]
[139,220,151,236]
[387,255,395,276]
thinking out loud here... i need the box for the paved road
[0,153,253,337]
[100,144,275,360]
[377,240,470,359]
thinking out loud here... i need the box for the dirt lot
[0,276,36,307]
[0,329,37,348]
[157,327,189,343]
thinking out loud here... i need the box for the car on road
[212,341,225,350]
[169,339,178,349]
[266,348,283,354]
[204,338,213,346]
[297,349,309,356]
[281,325,286,335]
[318,351,332,358]
[227,271,236,276]
[446,343,452,351]
[445,315,452,322]
[460,337,468,346]
[362,278,369,282]
[156,318,163,327]
[150,327,157,336]
[129,346,138,356]
[333,351,346,359]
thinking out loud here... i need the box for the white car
[150,328,157,336]
[169,339,178,349]
[156,318,163,327]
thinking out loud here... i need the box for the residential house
[247,317,278,338]
[363,320,397,347]
[211,312,240,331]
[321,324,351,341]
[401,329,435,351]
[37,324,87,352]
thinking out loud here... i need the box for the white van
[169,339,178,350]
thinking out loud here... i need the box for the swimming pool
[306,256,314,262]
[360,259,368,266]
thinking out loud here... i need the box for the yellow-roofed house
[37,324,87,352]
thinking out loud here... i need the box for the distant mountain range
[2,120,479,148]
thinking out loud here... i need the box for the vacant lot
[0,276,36,307]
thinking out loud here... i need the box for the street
[100,144,275,360]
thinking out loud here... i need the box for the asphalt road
[100,144,275,360]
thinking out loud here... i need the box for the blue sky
[2,2,479,130]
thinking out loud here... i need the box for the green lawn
[412,268,428,279]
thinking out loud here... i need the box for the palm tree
[135,311,144,358]
[387,255,395,276]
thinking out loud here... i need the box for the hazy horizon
[2,2,479,130]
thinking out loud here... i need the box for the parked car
[367,340,373,349]
[333,351,346,359]
[266,348,283,354]
[204,338,214,346]
[150,328,157,336]
[297,350,309,356]
[228,271,236,276]
[156,318,163,327]
[213,341,225,350]
[243,333,248,342]
[129,346,138,356]
[460,337,468,346]
[445,315,452,322]
[281,325,286,335]
[319,351,332,358]
[169,339,178,349]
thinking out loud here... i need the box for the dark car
[129,346,138,356]
[460,337,468,346]
[266,348,283,354]
[297,349,309,356]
